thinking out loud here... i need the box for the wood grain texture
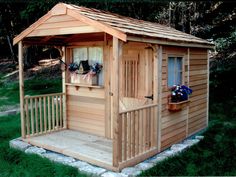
[18,41,25,138]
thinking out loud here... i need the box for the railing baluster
[35,98,38,134]
[25,98,30,136]
[39,97,43,133]
[118,114,122,163]
[47,96,51,131]
[43,96,47,132]
[131,111,135,157]
[150,107,154,147]
[123,113,127,161]
[55,95,59,129]
[128,112,132,159]
[52,96,55,130]
[135,110,139,155]
[59,95,63,128]
[30,98,34,135]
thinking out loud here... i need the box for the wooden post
[62,46,67,129]
[112,37,122,167]
[157,45,162,152]
[18,41,25,138]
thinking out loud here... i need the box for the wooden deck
[22,130,114,170]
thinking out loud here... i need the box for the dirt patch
[0,58,62,82]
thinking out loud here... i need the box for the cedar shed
[14,3,214,171]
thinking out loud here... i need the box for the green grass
[140,100,236,176]
[0,114,87,177]
[0,75,62,111]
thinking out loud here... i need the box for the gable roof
[14,3,213,48]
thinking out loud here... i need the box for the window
[168,56,183,87]
[72,46,103,85]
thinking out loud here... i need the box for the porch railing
[23,93,65,137]
[117,103,158,164]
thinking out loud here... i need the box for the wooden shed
[14,3,214,171]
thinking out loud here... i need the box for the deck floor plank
[24,130,113,168]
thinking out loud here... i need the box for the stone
[25,146,46,155]
[79,164,107,176]
[121,167,142,176]
[183,139,200,147]
[101,171,128,177]
[158,149,178,158]
[147,155,166,164]
[69,160,90,169]
[195,135,204,140]
[9,139,31,151]
[171,143,189,152]
[42,152,75,164]
[135,162,154,171]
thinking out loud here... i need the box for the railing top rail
[119,103,158,114]
[24,92,65,99]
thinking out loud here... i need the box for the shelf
[65,83,104,89]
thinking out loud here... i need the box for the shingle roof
[65,3,213,46]
[14,3,213,47]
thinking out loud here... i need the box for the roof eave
[127,35,215,49]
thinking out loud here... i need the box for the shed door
[120,47,154,110]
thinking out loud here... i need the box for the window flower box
[168,99,190,111]
[168,85,192,112]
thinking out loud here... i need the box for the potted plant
[168,85,192,111]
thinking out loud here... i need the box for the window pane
[176,57,182,85]
[73,47,87,64]
[168,57,175,87]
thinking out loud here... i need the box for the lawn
[0,75,87,177]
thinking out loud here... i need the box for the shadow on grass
[0,114,87,177]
